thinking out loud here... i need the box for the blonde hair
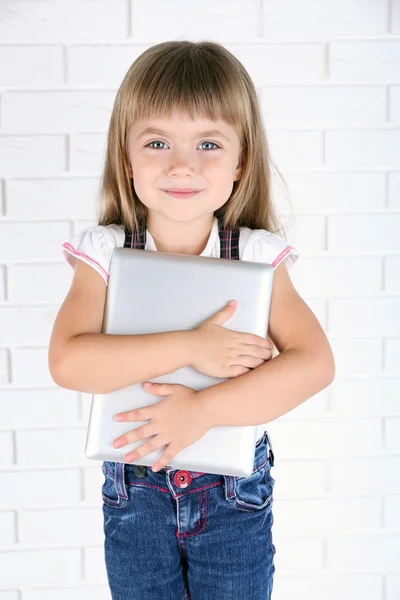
[97,40,292,237]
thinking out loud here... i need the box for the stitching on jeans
[103,463,128,500]
[127,482,170,492]
[185,490,209,538]
[174,481,221,497]
[103,464,115,479]
[230,477,273,511]
[225,458,269,500]
[127,481,222,496]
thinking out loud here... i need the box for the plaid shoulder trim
[218,216,240,260]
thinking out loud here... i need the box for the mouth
[161,189,202,198]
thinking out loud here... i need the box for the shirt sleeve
[61,225,117,285]
[251,229,299,270]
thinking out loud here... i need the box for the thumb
[210,300,236,325]
[144,381,172,396]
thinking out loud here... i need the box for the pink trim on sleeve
[271,246,295,269]
[62,242,109,282]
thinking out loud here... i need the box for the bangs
[124,43,246,136]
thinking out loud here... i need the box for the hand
[190,300,273,378]
[112,381,211,472]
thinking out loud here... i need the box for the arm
[198,262,336,427]
[50,259,194,395]
[55,330,193,395]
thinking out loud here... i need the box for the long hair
[97,40,292,236]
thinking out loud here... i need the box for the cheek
[131,145,168,166]
[133,153,161,170]
[202,161,235,188]
[201,155,233,174]
[131,157,162,192]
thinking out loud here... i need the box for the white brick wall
[0,0,399,598]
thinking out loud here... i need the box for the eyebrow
[136,126,231,142]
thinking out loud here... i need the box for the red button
[173,470,192,488]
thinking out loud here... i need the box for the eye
[146,141,167,150]
[199,141,220,150]
[145,140,221,150]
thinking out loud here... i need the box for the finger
[241,345,272,360]
[151,445,176,472]
[235,354,265,369]
[113,423,155,448]
[114,406,152,422]
[125,436,160,463]
[243,335,272,349]
[229,365,250,377]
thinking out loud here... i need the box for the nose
[167,151,197,178]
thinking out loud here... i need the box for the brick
[0,135,65,176]
[325,129,400,167]
[330,40,400,81]
[291,256,382,297]
[2,91,115,134]
[1,389,80,428]
[0,46,63,86]
[262,0,387,38]
[0,0,127,41]
[261,86,386,127]
[6,177,99,218]
[330,378,400,415]
[329,297,400,336]
[131,0,260,40]
[328,214,400,252]
[275,170,385,214]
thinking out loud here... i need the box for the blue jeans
[101,430,276,600]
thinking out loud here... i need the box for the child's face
[127,111,242,222]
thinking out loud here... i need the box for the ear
[235,155,243,178]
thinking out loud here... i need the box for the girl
[49,41,335,600]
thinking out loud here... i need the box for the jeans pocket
[224,461,275,513]
[102,461,128,509]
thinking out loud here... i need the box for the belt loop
[115,461,128,501]
[264,430,275,467]
[264,430,274,453]
[223,474,235,499]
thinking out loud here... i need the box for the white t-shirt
[62,215,299,441]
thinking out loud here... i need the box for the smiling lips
[161,189,202,198]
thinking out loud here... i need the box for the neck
[146,214,215,255]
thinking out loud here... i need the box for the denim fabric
[101,430,276,599]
